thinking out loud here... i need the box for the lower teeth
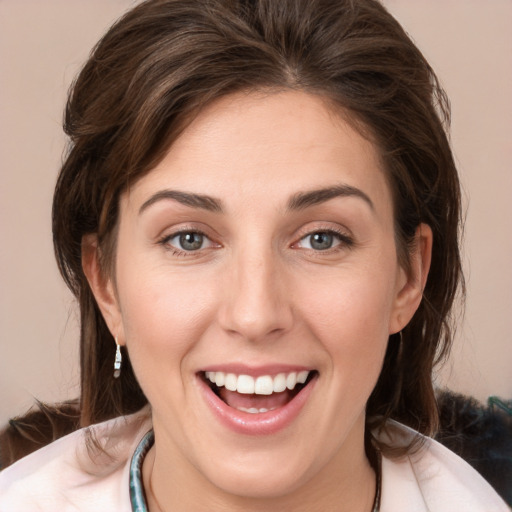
[205,372,317,413]
[236,406,276,414]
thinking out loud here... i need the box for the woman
[0,0,507,510]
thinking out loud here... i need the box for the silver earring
[113,337,122,378]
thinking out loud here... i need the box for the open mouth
[201,370,317,414]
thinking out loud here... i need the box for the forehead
[123,90,392,216]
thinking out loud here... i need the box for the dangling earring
[113,337,122,379]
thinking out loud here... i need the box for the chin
[203,458,313,500]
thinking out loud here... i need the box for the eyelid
[168,231,213,249]
[157,225,221,255]
[291,225,354,251]
[296,232,342,250]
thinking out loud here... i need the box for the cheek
[288,266,396,440]
[296,264,396,381]
[303,268,395,335]
[115,260,218,374]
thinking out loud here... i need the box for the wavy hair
[47,0,463,454]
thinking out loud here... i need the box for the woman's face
[93,91,427,501]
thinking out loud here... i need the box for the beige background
[1,1,511,425]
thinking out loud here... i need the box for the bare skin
[84,90,431,511]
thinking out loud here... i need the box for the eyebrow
[139,184,373,215]
[139,190,223,215]
[287,185,374,212]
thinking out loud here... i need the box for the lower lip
[198,374,317,436]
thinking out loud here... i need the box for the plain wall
[1,1,511,425]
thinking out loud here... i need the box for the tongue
[219,388,295,410]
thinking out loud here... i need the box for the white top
[0,408,508,511]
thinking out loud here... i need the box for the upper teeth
[204,371,310,395]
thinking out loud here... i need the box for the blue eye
[297,230,349,251]
[167,231,209,251]
[306,232,336,250]
[313,232,334,250]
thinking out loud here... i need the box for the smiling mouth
[201,370,317,414]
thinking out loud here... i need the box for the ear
[389,223,433,334]
[81,234,125,344]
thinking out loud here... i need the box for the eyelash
[157,226,353,257]
[294,227,354,253]
[157,229,215,257]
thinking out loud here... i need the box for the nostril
[217,263,293,340]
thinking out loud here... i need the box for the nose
[218,246,293,342]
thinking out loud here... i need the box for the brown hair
[4,0,464,465]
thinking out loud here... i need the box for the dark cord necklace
[371,450,382,512]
